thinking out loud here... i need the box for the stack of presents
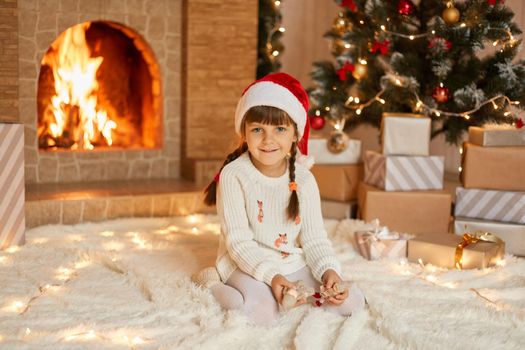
[309,132,362,220]
[315,113,521,270]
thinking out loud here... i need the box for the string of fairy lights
[266,1,286,61]
[315,5,522,122]
[0,214,217,348]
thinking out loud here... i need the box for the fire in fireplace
[37,21,162,151]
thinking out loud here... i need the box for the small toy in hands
[281,281,315,311]
[312,281,351,307]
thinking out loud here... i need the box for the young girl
[197,73,365,326]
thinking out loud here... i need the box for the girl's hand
[271,274,306,307]
[321,269,349,305]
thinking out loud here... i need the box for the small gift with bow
[408,231,505,269]
[354,219,412,260]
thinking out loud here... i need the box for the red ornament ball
[432,86,450,103]
[310,115,326,130]
[398,0,414,15]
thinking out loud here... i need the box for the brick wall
[182,0,258,183]
[0,0,18,122]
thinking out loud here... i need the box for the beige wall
[181,0,258,184]
[281,0,525,173]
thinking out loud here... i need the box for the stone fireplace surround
[6,0,259,227]
[19,0,182,185]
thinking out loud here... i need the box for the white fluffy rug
[1,215,524,350]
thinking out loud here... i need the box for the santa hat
[234,73,312,165]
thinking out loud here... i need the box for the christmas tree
[257,0,285,79]
[308,0,525,143]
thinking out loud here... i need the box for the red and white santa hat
[234,73,312,165]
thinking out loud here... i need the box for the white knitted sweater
[215,152,341,286]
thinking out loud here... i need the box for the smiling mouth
[260,149,278,153]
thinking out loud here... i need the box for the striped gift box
[0,123,25,250]
[455,187,525,224]
[364,151,444,191]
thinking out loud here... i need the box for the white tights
[210,267,366,326]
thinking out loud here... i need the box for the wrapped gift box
[354,222,411,260]
[469,125,525,147]
[407,233,505,269]
[311,164,363,201]
[454,217,525,257]
[309,137,361,164]
[320,199,357,220]
[461,143,525,191]
[455,187,525,224]
[381,113,431,156]
[0,123,25,250]
[357,183,451,235]
[364,151,444,191]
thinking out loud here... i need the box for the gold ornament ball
[326,131,349,154]
[333,16,351,35]
[352,63,367,80]
[442,6,460,25]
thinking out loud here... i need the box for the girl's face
[244,121,297,176]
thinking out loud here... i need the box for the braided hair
[203,142,248,206]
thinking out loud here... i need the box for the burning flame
[39,23,117,150]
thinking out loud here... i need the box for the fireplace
[37,21,162,152]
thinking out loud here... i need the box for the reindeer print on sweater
[257,200,264,223]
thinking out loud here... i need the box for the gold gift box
[407,233,505,269]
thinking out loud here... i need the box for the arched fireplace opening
[37,21,162,151]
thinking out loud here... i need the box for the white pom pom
[296,154,315,169]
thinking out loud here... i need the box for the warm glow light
[8,301,25,313]
[274,0,281,6]
[355,97,360,104]
[409,35,415,40]
[359,20,364,24]
[380,25,386,31]
[356,109,362,115]
[464,115,471,120]
[100,231,115,237]
[458,166,463,172]
[435,111,441,117]
[492,101,498,110]
[132,336,144,345]
[460,23,466,27]
[496,259,506,267]
[395,79,402,85]
[459,147,463,155]
[493,41,498,46]
[40,23,117,149]
[278,27,285,33]
[344,43,351,48]
[359,59,367,65]
[504,111,511,116]
[347,96,354,103]
[75,260,91,269]
[325,106,330,111]
[191,227,199,234]
[272,50,279,56]
[378,98,385,104]
[5,246,20,253]
[426,275,437,282]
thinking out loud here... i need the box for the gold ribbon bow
[454,231,503,269]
